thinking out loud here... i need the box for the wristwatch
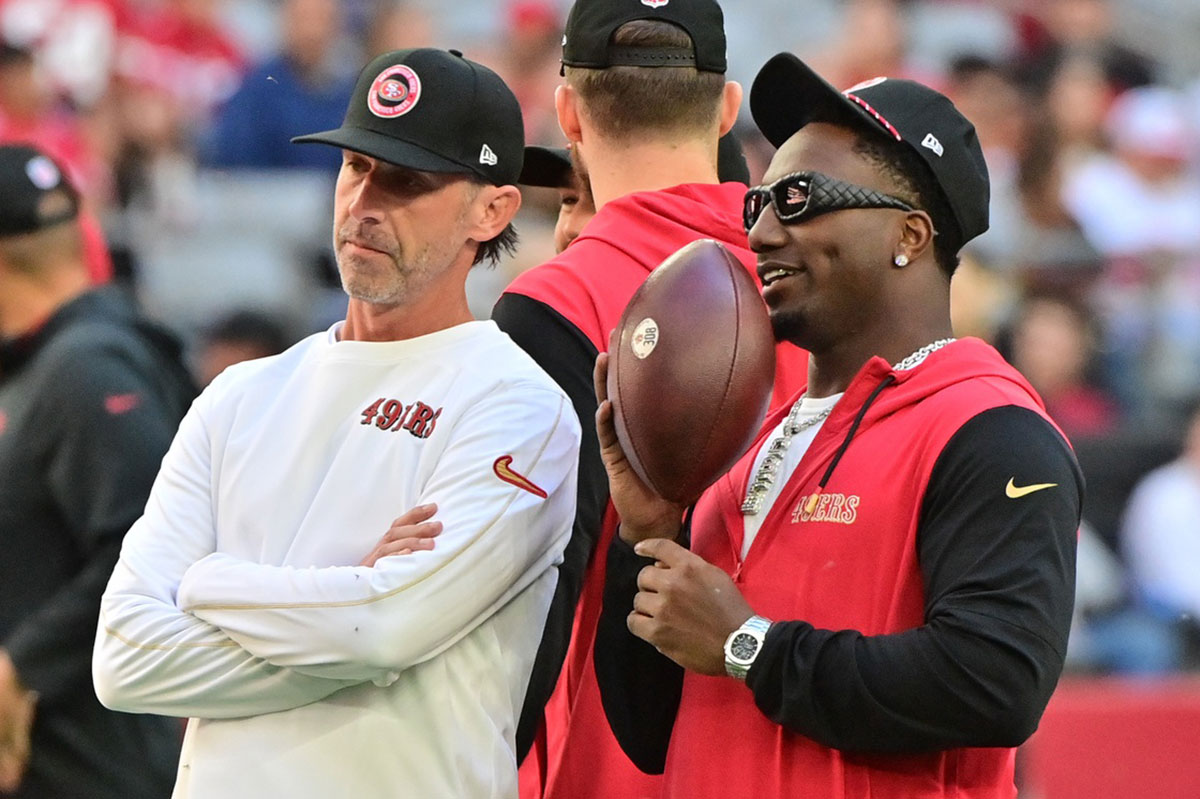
[724,615,772,681]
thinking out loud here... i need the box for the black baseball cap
[561,0,726,73]
[519,146,574,189]
[717,131,750,184]
[0,144,80,238]
[294,48,525,186]
[750,53,990,245]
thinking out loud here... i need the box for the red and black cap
[750,52,989,245]
[0,144,80,238]
[294,48,525,186]
[561,0,726,73]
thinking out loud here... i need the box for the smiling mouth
[758,263,801,287]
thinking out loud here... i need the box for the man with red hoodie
[591,55,1082,798]
[491,2,805,796]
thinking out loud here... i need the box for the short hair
[203,309,292,354]
[851,127,963,278]
[564,20,725,142]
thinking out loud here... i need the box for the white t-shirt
[1062,155,1200,257]
[94,320,581,799]
[742,393,844,557]
[1122,459,1200,620]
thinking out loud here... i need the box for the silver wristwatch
[723,615,772,681]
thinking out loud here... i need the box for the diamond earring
[893,254,909,267]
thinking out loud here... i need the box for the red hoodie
[637,338,1078,798]
[511,182,802,380]
[498,181,807,799]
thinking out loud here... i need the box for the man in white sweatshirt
[93,48,581,799]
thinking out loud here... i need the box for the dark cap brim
[750,52,886,148]
[292,126,476,176]
[519,146,573,188]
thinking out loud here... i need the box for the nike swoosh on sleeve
[493,455,548,499]
[1005,478,1058,499]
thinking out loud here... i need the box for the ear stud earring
[893,254,909,267]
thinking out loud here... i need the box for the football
[607,239,776,504]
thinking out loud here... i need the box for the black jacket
[0,287,194,798]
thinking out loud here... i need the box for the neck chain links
[740,338,956,516]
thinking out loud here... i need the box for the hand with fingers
[593,350,689,545]
[626,538,755,676]
[359,503,443,567]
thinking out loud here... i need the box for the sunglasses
[743,171,916,232]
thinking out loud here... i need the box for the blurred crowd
[3,0,1200,673]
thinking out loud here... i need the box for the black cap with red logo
[750,52,990,246]
[294,48,525,186]
[0,144,80,238]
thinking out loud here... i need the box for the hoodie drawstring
[803,374,897,516]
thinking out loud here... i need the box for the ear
[895,210,936,268]
[469,184,522,242]
[718,81,743,137]
[556,84,583,145]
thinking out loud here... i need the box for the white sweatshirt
[94,320,580,798]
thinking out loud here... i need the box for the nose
[747,203,788,254]
[344,165,384,225]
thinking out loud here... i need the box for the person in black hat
[521,134,751,255]
[491,2,808,797]
[94,48,581,799]
[0,143,191,798]
[590,54,1082,798]
[519,145,595,254]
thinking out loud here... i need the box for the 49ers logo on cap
[368,64,421,118]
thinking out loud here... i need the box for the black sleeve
[746,406,1082,752]
[492,293,612,760]
[4,344,185,703]
[593,532,685,774]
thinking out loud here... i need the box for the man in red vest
[493,2,806,797]
[592,54,1082,799]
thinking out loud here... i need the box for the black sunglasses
[743,171,916,232]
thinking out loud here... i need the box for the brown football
[608,239,776,504]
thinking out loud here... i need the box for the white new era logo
[479,144,498,166]
[641,0,670,7]
[921,133,944,157]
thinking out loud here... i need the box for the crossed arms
[93,383,580,719]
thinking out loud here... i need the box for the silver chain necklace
[740,338,956,515]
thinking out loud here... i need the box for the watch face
[730,632,759,661]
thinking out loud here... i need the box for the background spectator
[201,0,357,173]
[1120,404,1200,668]
[0,142,190,798]
[1003,293,1122,440]
[192,307,293,387]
